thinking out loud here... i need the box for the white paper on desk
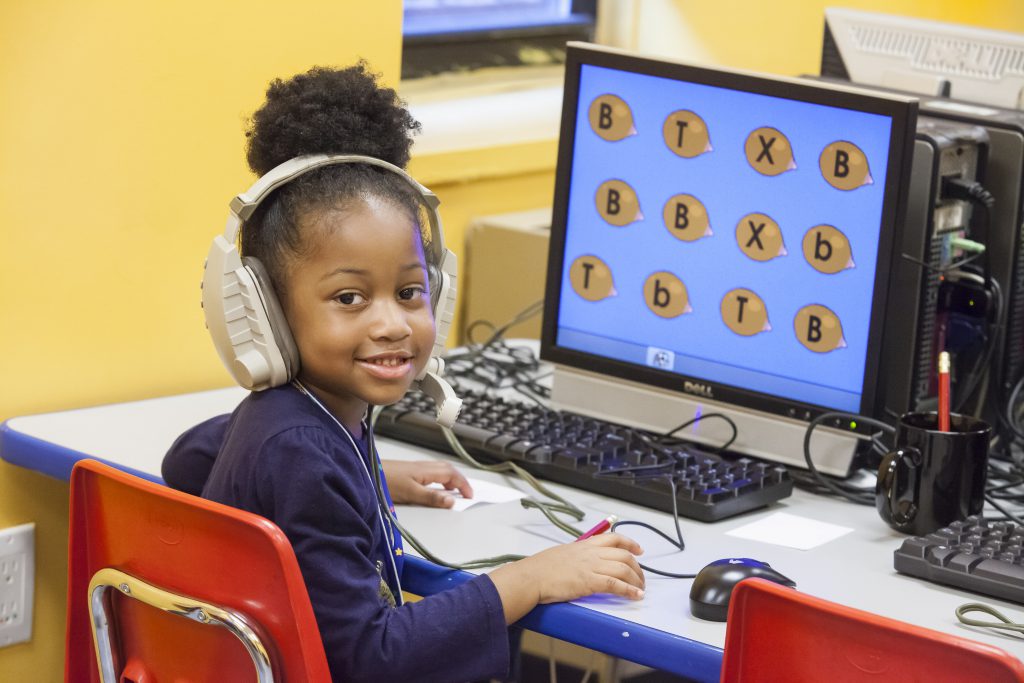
[427,477,527,511]
[725,512,854,550]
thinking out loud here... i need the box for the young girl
[164,64,645,683]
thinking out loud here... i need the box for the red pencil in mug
[938,351,951,432]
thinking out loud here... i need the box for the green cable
[368,406,587,571]
[955,602,1024,635]
[440,426,585,521]
[950,237,986,254]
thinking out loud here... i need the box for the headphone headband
[224,154,444,248]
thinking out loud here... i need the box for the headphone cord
[366,415,528,570]
[369,405,592,570]
[369,405,701,577]
[955,602,1024,636]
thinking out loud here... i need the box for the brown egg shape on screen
[820,141,872,190]
[663,110,712,158]
[644,271,691,318]
[745,127,796,176]
[803,225,855,274]
[736,212,787,261]
[596,179,643,227]
[569,255,616,301]
[794,304,847,353]
[721,288,771,336]
[663,194,712,242]
[589,94,637,142]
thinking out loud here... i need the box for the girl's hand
[381,460,473,508]
[489,533,645,623]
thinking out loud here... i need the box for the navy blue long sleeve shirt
[165,385,509,682]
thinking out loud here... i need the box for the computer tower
[879,117,990,420]
[815,82,1024,432]
[913,102,1024,419]
[819,9,1024,431]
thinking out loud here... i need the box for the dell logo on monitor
[683,381,714,398]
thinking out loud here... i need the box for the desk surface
[4,387,1024,679]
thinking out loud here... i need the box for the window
[402,0,598,80]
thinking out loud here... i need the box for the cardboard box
[462,208,551,342]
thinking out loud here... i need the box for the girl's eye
[399,286,426,301]
[337,292,366,305]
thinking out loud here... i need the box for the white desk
[4,387,1024,680]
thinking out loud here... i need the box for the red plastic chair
[721,578,1024,682]
[66,459,331,682]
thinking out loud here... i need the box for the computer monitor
[822,7,1024,110]
[540,43,918,476]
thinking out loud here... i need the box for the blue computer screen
[555,63,895,412]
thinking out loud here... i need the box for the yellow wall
[1,1,1023,679]
[0,1,403,678]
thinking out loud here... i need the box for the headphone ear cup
[242,256,300,383]
[203,235,292,391]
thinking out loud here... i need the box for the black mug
[875,412,990,536]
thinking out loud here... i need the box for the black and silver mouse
[689,558,796,621]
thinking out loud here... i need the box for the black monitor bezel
[540,43,919,434]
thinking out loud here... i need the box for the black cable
[465,299,544,350]
[612,479,698,579]
[942,180,997,413]
[942,177,995,211]
[612,521,697,579]
[953,273,1002,413]
[900,250,984,274]
[985,493,1024,525]
[665,412,738,452]
[802,411,894,505]
[445,337,549,400]
[1004,374,1024,442]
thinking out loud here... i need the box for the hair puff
[245,63,420,175]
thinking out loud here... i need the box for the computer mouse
[689,558,796,622]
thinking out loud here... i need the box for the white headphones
[202,154,462,425]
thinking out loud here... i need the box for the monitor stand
[548,364,863,476]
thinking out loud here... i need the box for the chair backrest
[721,578,1024,683]
[66,459,331,682]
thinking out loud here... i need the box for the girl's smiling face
[282,195,436,432]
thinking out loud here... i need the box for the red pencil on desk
[576,515,618,541]
[938,351,951,432]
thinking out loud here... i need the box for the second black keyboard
[376,390,793,522]
[894,516,1024,604]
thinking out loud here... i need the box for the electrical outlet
[0,523,35,647]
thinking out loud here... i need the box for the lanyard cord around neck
[294,381,566,571]
[292,380,403,600]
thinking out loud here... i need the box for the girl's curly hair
[246,63,420,174]
[240,63,424,295]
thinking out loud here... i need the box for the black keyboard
[376,390,793,522]
[894,516,1024,604]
